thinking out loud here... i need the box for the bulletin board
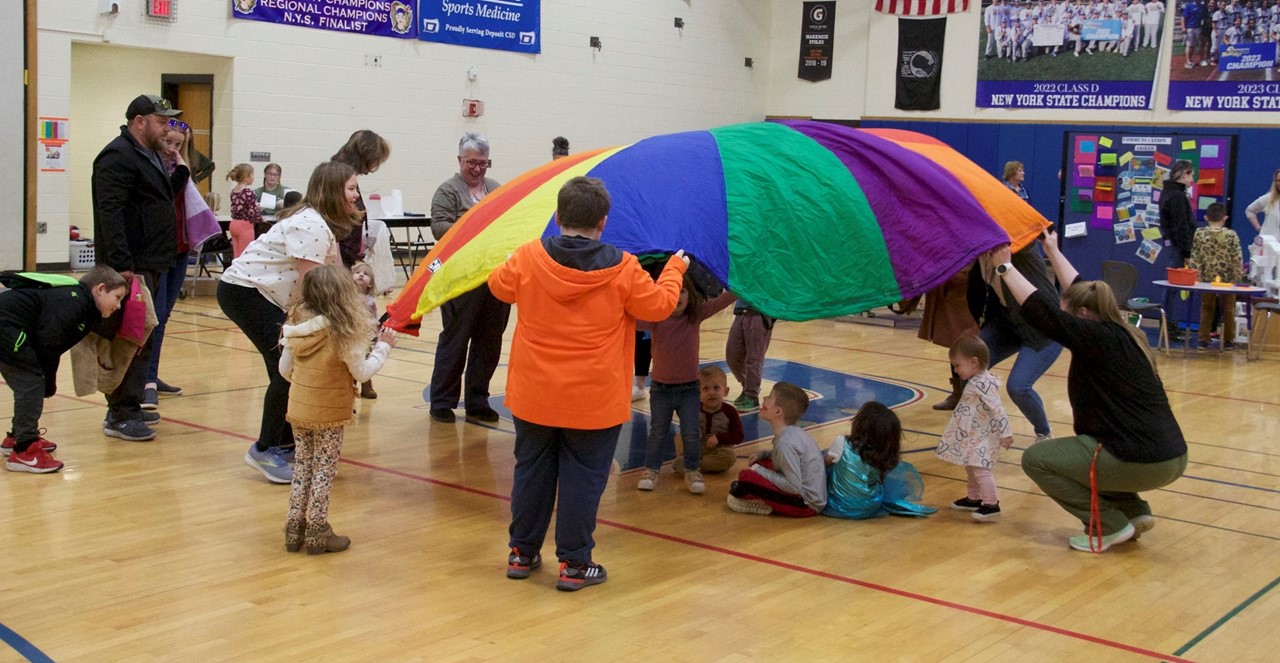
[1059,131,1236,300]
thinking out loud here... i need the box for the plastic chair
[1248,300,1280,361]
[1100,260,1169,356]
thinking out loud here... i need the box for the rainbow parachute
[386,120,1047,333]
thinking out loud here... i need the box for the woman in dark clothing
[991,229,1187,553]
[1159,159,1196,269]
[330,130,392,267]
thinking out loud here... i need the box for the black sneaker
[556,561,607,591]
[465,407,501,424]
[155,379,183,395]
[507,547,541,579]
[429,408,456,423]
[972,503,1002,521]
[950,497,982,512]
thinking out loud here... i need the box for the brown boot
[305,522,351,555]
[360,379,377,399]
[285,519,305,553]
[932,375,967,411]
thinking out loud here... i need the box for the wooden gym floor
[2,291,1279,662]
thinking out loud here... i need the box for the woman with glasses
[254,163,289,213]
[427,132,509,425]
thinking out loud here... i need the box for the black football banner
[895,17,945,111]
[798,2,835,82]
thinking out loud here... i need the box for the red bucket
[1167,267,1198,286]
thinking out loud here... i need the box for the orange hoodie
[488,240,686,429]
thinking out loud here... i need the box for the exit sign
[147,0,173,18]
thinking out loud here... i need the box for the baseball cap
[125,94,182,121]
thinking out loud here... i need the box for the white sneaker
[636,469,658,491]
[727,495,772,515]
[1130,515,1155,539]
[631,386,647,402]
[684,470,705,495]
[1068,522,1135,552]
[1034,432,1053,444]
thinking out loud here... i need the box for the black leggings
[217,281,293,451]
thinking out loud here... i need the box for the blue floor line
[0,622,54,663]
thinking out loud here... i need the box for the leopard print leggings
[287,426,344,527]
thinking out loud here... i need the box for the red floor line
[24,396,1200,661]
[336,455,1195,663]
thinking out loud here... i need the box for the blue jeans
[508,416,622,564]
[644,380,702,472]
[146,252,189,384]
[981,323,1062,438]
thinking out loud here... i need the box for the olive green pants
[1021,435,1187,535]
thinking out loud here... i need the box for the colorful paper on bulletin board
[1098,137,1114,148]
[1119,152,1134,165]
[1199,196,1219,211]
[1099,152,1118,166]
[1180,139,1197,151]
[1199,169,1224,195]
[1200,140,1226,169]
[1094,180,1116,202]
[1093,204,1114,228]
[1113,221,1136,244]
[1071,196,1094,213]
[1141,227,1162,241]
[1116,206,1132,221]
[1072,166,1094,189]
[1176,151,1199,171]
[1095,164,1118,178]
[1153,152,1172,166]
[1136,238,1161,264]
[1074,136,1098,163]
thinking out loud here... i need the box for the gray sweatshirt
[755,425,828,511]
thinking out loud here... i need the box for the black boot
[932,375,967,411]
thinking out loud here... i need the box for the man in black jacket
[91,94,188,442]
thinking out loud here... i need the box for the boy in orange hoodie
[489,176,688,591]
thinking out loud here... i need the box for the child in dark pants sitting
[727,381,827,517]
[1,266,129,473]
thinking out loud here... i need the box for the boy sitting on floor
[726,381,827,517]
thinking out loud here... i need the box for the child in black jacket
[1,266,128,473]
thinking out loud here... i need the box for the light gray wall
[1,3,25,270]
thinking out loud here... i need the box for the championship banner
[975,0,1162,110]
[798,2,836,82]
[230,0,418,39]
[417,0,540,54]
[1167,0,1280,111]
[896,18,946,111]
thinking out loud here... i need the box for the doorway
[162,75,214,196]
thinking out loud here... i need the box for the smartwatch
[995,262,1013,276]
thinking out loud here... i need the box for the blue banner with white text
[1167,0,1280,111]
[230,0,418,39]
[417,0,540,54]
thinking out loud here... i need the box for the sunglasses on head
[168,119,189,132]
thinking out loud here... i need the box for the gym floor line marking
[336,456,1198,663]
[8,407,1256,661]
[0,621,54,663]
[1173,574,1280,657]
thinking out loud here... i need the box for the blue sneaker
[103,418,156,442]
[140,410,161,424]
[141,387,159,411]
[244,444,293,484]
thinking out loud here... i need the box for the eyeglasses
[168,119,189,132]
[460,158,492,169]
